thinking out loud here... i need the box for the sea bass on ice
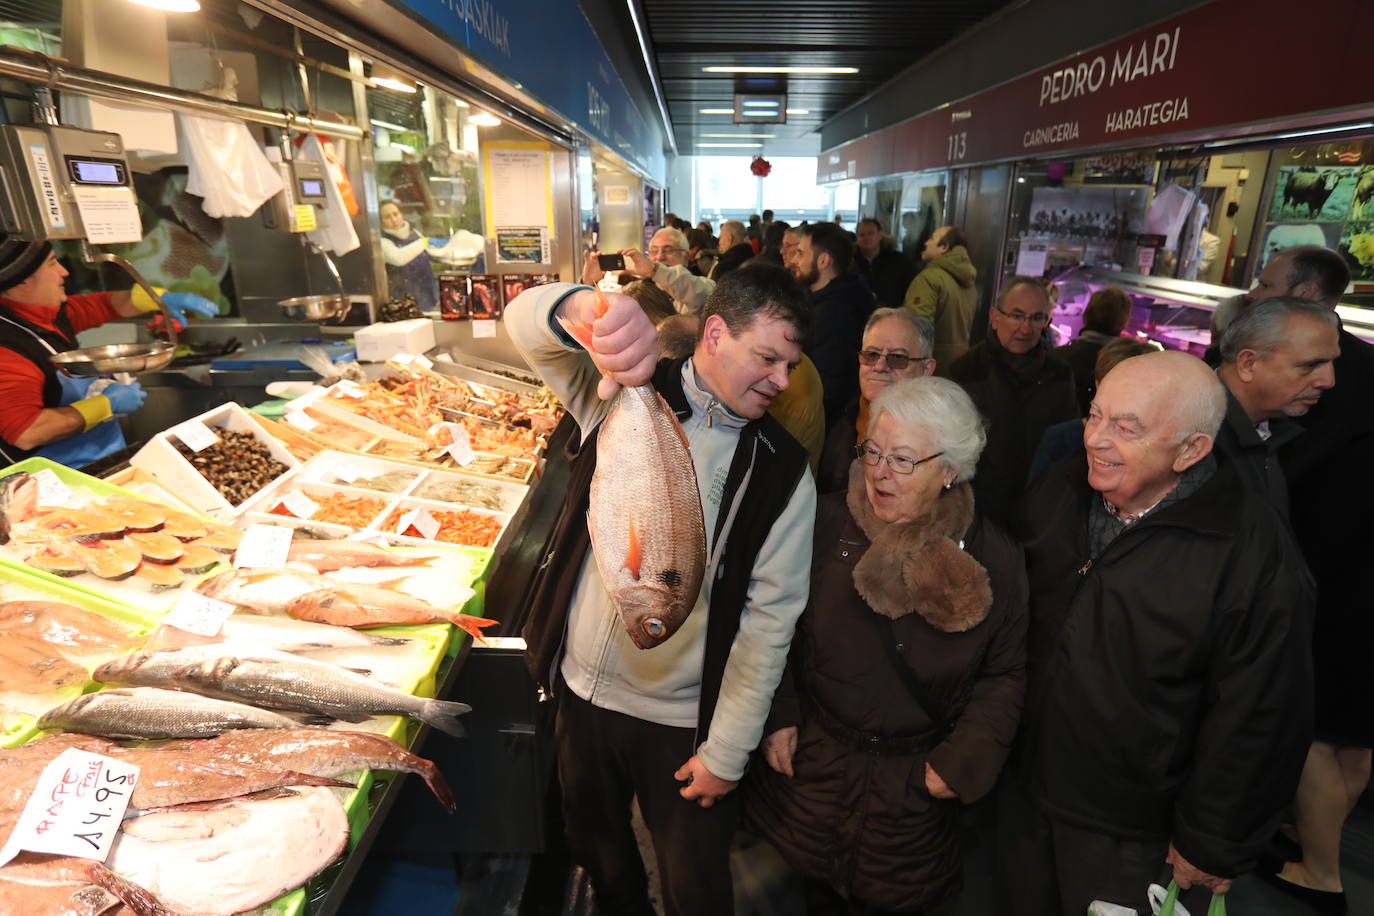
[559,289,706,648]
[39,687,315,740]
[95,646,472,736]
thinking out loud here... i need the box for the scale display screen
[299,178,325,197]
[67,158,126,185]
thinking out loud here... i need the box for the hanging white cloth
[177,112,283,218]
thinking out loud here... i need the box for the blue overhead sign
[391,0,665,181]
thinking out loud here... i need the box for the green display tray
[0,458,230,615]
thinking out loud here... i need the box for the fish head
[93,650,155,683]
[613,586,691,649]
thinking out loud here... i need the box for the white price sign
[31,469,76,507]
[233,523,294,568]
[472,319,497,339]
[0,747,139,866]
[284,411,319,431]
[334,380,364,398]
[171,420,219,453]
[276,491,319,519]
[163,591,237,637]
[393,507,440,540]
[333,463,363,484]
[439,423,476,467]
[392,354,414,365]
[413,354,434,370]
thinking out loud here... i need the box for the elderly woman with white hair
[746,376,1028,915]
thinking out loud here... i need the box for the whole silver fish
[286,540,435,572]
[95,647,471,736]
[38,687,312,740]
[589,384,706,648]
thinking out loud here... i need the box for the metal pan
[49,341,175,377]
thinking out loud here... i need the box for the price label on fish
[234,523,294,568]
[277,491,319,519]
[333,463,363,484]
[171,420,219,453]
[284,411,319,431]
[334,380,364,399]
[0,747,139,866]
[394,507,440,540]
[439,423,476,466]
[31,469,76,507]
[163,591,237,637]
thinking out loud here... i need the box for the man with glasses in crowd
[817,307,935,493]
[586,226,716,316]
[947,275,1077,527]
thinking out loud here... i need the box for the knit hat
[0,235,53,290]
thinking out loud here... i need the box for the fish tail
[420,697,472,738]
[556,286,612,350]
[449,614,499,644]
[85,863,181,916]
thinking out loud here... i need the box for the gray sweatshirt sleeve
[504,283,612,433]
[697,469,817,781]
[652,263,715,315]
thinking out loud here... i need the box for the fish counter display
[0,354,561,914]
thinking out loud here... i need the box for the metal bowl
[279,294,349,322]
[49,341,176,377]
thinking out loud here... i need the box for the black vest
[0,305,77,464]
[523,357,810,738]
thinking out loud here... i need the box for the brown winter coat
[745,468,1028,912]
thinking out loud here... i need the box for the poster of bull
[1259,223,1344,269]
[1268,166,1360,222]
[1337,219,1374,282]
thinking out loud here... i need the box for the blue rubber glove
[102,381,147,415]
[160,292,219,324]
[427,237,449,247]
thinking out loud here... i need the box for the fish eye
[642,618,665,639]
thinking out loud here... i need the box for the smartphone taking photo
[597,253,626,271]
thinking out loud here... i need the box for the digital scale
[263,156,330,233]
[0,124,142,243]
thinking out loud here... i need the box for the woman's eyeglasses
[855,442,944,475]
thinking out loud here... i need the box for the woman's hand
[580,250,604,285]
[761,727,798,778]
[924,762,957,799]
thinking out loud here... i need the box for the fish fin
[377,576,410,591]
[450,614,499,645]
[420,697,472,737]
[624,514,643,580]
[654,390,693,453]
[295,714,336,728]
[341,666,374,677]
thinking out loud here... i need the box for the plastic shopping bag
[1088,881,1225,916]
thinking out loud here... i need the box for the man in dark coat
[1213,296,1339,519]
[710,220,755,281]
[854,217,915,310]
[1057,286,1131,416]
[1004,350,1314,916]
[946,276,1076,529]
[793,221,875,430]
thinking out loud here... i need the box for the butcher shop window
[1255,139,1374,309]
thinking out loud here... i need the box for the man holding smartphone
[582,226,715,316]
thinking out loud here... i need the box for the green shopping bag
[1155,881,1228,916]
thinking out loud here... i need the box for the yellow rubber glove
[69,395,112,431]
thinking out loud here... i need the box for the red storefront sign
[819,0,1374,182]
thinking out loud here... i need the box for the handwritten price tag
[413,354,434,370]
[0,747,139,866]
[393,507,440,540]
[333,463,363,484]
[233,523,293,568]
[31,469,76,507]
[284,411,319,431]
[171,420,219,453]
[276,491,319,519]
[163,591,237,637]
[439,423,476,467]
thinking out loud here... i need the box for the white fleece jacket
[506,283,815,780]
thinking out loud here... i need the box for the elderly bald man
[1001,350,1315,916]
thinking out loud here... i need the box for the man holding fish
[509,263,815,916]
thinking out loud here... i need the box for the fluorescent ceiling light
[369,119,409,133]
[741,99,779,107]
[742,110,782,117]
[701,133,774,138]
[698,142,763,148]
[127,0,199,9]
[704,66,857,74]
[786,109,809,115]
[700,108,735,114]
[469,111,501,126]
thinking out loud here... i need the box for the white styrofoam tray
[129,402,300,521]
[295,451,528,515]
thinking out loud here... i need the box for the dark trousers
[994,768,1213,916]
[803,876,959,916]
[555,688,739,916]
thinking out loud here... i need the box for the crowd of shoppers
[519,222,1368,916]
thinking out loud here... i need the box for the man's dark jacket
[710,242,756,281]
[1018,455,1314,878]
[855,247,915,310]
[946,337,1077,529]
[807,272,874,431]
[522,357,810,738]
[1211,385,1301,520]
